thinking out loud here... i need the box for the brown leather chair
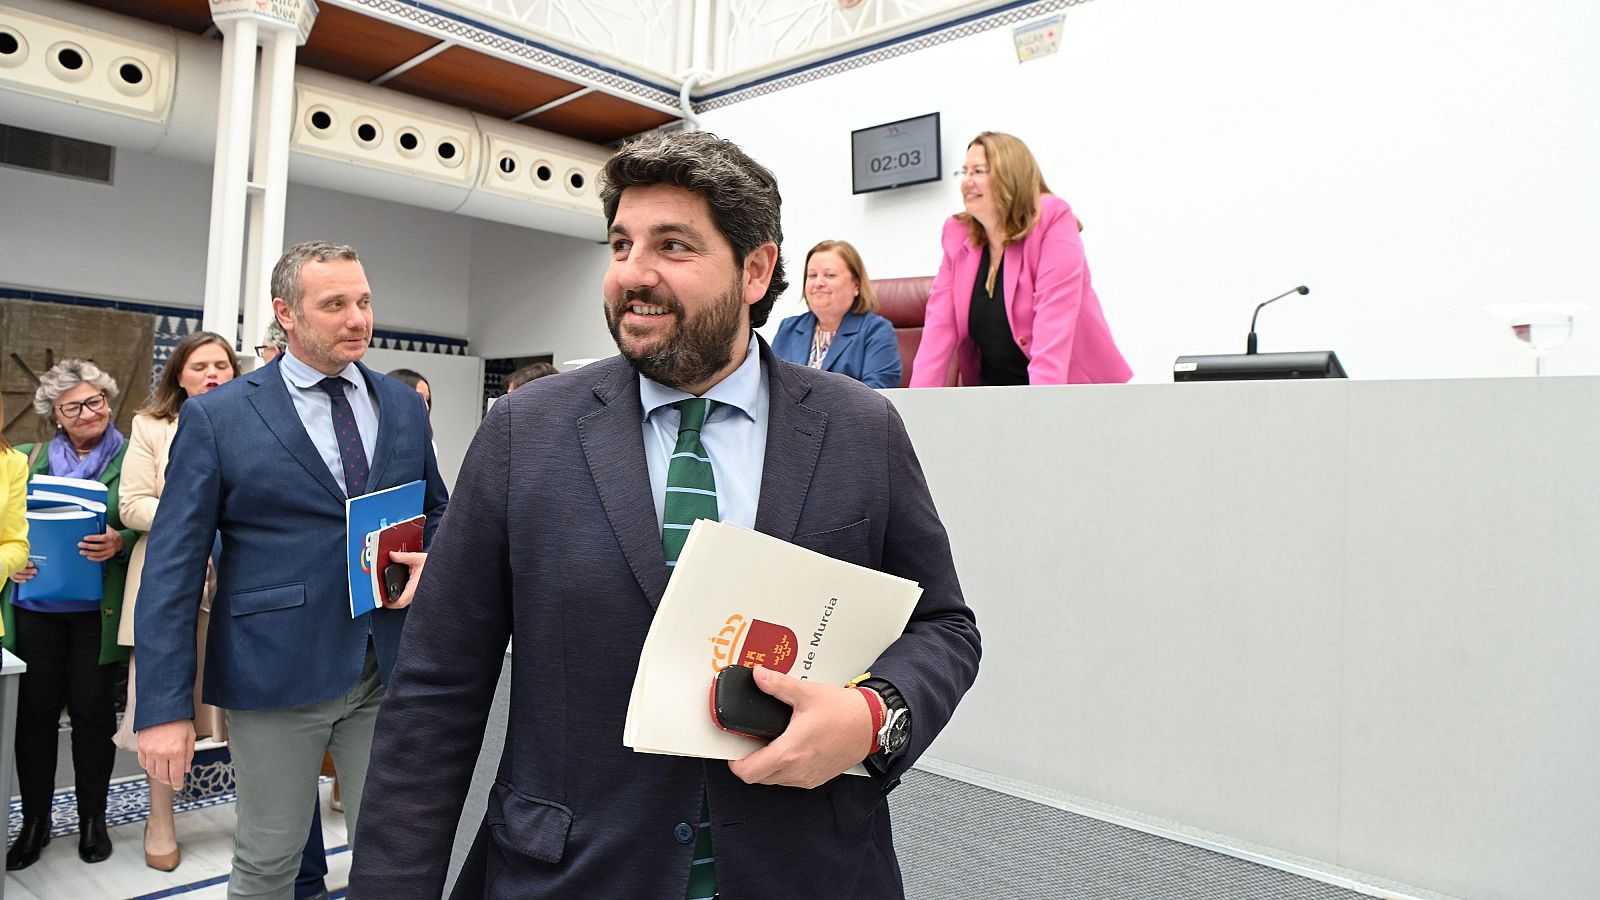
[874,276,957,387]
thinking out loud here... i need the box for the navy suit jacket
[347,340,980,899]
[133,359,449,728]
[771,310,904,388]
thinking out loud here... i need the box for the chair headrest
[874,276,936,328]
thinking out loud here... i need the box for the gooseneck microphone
[1246,285,1310,354]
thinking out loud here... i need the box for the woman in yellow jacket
[1,394,29,613]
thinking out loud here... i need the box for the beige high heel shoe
[143,826,181,872]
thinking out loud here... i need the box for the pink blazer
[910,193,1132,386]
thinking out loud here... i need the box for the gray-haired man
[135,242,449,898]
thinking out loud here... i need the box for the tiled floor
[3,780,348,900]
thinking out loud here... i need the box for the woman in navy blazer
[772,239,904,388]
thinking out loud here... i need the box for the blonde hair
[957,131,1052,249]
[802,240,878,315]
[0,392,10,452]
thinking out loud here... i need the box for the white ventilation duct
[0,0,610,241]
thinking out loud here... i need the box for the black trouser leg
[13,607,74,820]
[64,611,118,819]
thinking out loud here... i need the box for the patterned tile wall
[0,287,468,393]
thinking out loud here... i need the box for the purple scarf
[48,424,125,480]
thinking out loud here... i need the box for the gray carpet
[890,769,1369,900]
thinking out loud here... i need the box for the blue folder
[17,490,106,603]
[345,480,424,618]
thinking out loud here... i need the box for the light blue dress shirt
[279,348,380,495]
[640,333,769,532]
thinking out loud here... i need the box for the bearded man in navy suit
[349,132,981,899]
[135,241,449,898]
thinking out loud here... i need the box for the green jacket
[0,440,135,665]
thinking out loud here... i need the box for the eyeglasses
[56,393,108,419]
[953,166,991,178]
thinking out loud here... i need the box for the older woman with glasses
[2,359,136,870]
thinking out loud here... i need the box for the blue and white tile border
[7,748,246,840]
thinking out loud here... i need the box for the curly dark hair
[599,131,788,328]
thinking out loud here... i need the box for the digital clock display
[851,113,941,194]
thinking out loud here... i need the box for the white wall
[891,377,1600,900]
[0,148,476,341]
[467,217,614,364]
[697,0,1600,382]
[361,347,482,490]
[284,183,474,340]
[0,150,210,307]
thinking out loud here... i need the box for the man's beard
[295,314,369,370]
[607,279,744,390]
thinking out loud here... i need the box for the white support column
[203,0,318,356]
[201,15,257,340]
[244,27,299,359]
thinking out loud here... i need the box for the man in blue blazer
[348,133,980,899]
[135,242,449,898]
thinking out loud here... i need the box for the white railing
[441,0,990,86]
[444,0,692,80]
[715,0,961,74]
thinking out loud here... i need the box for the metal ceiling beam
[371,40,453,85]
[509,86,596,124]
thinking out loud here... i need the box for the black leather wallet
[710,665,792,740]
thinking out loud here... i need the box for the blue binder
[16,488,107,603]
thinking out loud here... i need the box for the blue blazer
[347,340,980,899]
[133,359,449,728]
[771,310,904,388]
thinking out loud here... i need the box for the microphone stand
[1247,286,1310,354]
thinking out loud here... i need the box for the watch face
[880,708,911,754]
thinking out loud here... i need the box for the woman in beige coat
[112,331,237,871]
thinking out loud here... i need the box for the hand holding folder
[345,481,426,617]
[723,664,883,790]
[624,520,921,776]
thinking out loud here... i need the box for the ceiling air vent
[0,123,114,184]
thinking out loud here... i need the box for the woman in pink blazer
[910,131,1131,386]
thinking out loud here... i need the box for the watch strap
[854,686,886,756]
[856,677,910,777]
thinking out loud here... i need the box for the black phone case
[710,665,792,740]
[381,562,410,605]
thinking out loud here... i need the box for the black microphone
[1246,285,1310,354]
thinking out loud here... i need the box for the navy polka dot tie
[319,376,369,497]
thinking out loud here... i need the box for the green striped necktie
[663,397,720,900]
[663,398,720,567]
